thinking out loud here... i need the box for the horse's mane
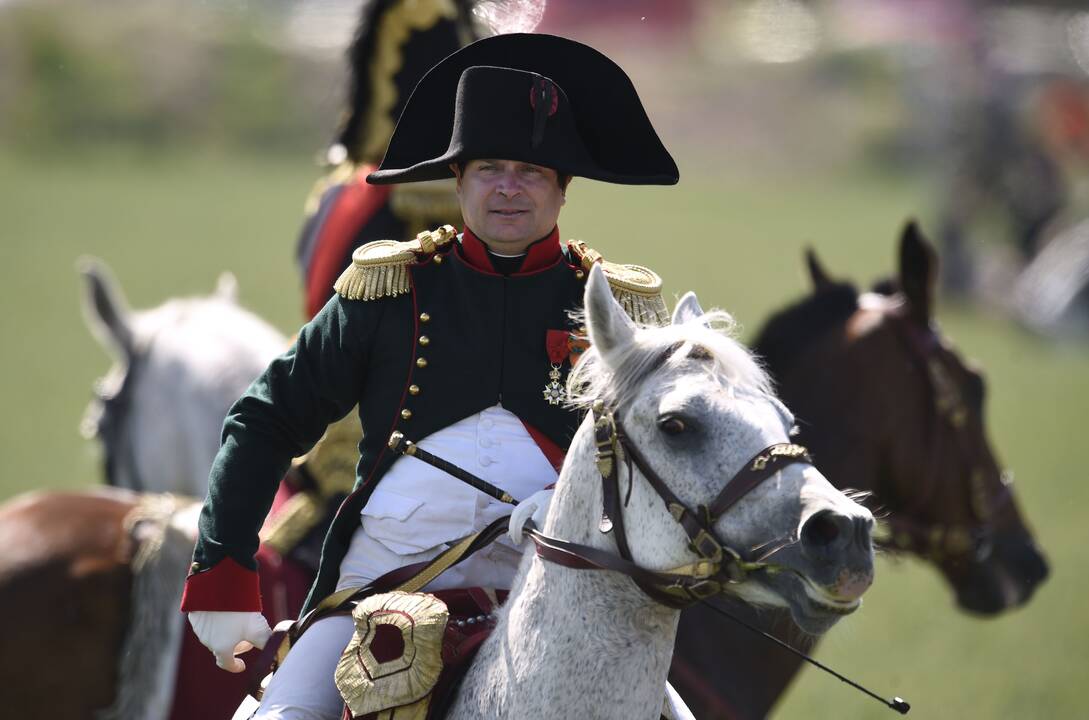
[567,311,774,412]
[750,281,860,380]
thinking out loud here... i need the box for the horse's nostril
[802,510,842,547]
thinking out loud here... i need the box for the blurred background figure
[295,0,480,319]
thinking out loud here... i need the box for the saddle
[244,517,684,720]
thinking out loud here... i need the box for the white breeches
[253,615,354,720]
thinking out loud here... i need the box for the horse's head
[757,222,1049,616]
[555,265,875,634]
[79,258,285,497]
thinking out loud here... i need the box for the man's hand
[507,488,554,544]
[188,610,273,673]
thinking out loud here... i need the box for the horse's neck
[451,431,679,720]
[129,300,285,497]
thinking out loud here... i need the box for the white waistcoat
[336,405,558,592]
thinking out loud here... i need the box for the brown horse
[0,489,185,719]
[669,222,1050,719]
[0,485,312,720]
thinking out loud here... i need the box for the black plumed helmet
[336,0,477,165]
[367,33,679,186]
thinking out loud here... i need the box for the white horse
[74,260,287,718]
[80,258,287,498]
[445,266,876,719]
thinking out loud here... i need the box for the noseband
[529,401,813,609]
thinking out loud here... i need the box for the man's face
[453,159,567,254]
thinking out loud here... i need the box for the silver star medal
[543,364,565,405]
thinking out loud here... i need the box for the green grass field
[1,149,1085,718]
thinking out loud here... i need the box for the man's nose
[495,171,522,197]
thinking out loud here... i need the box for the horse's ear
[671,292,704,326]
[805,246,834,291]
[78,256,135,362]
[897,220,938,325]
[585,264,635,358]
[215,272,239,303]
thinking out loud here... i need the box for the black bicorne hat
[367,33,679,186]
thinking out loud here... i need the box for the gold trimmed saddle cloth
[335,588,503,720]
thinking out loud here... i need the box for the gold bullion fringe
[612,287,670,327]
[334,226,456,301]
[335,259,412,301]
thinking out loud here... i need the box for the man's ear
[449,163,462,190]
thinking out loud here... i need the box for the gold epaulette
[389,179,462,238]
[567,239,669,326]
[334,225,457,301]
[302,162,358,219]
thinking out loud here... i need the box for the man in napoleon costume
[181,33,679,718]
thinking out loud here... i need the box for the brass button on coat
[401,409,413,420]
[419,335,430,346]
[419,312,431,323]
[416,357,428,368]
[408,384,420,395]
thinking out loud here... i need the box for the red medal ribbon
[546,329,570,365]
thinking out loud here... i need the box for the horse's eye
[658,416,686,436]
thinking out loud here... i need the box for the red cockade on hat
[529,77,559,116]
[530,76,560,149]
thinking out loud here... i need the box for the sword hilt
[388,431,518,505]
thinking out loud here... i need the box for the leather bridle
[879,313,1013,562]
[83,351,149,492]
[528,400,815,609]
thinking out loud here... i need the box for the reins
[391,408,816,611]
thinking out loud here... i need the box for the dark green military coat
[182,227,666,614]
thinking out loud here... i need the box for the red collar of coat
[458,226,562,275]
